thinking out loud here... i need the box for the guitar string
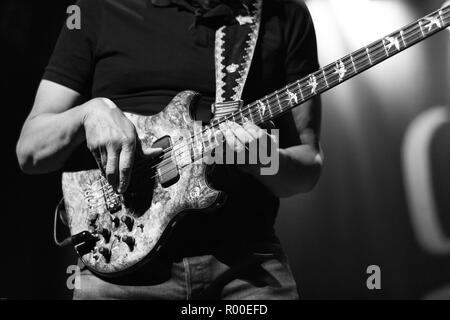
[89,8,449,190]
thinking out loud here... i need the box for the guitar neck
[211,5,450,128]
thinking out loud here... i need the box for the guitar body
[61,91,225,276]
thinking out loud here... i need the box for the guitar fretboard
[209,5,450,129]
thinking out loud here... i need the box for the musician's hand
[82,98,161,193]
[218,121,278,175]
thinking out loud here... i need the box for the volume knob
[97,227,111,243]
[122,235,135,251]
[98,247,111,262]
[111,216,120,228]
[121,216,134,231]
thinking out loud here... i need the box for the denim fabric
[73,243,299,300]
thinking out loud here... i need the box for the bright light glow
[307,0,413,56]
[305,0,427,120]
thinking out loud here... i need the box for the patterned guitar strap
[193,3,272,299]
[212,0,262,119]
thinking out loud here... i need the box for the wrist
[72,103,90,144]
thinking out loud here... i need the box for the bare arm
[16,80,87,174]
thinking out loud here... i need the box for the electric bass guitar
[59,6,449,276]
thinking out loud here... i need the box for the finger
[118,143,135,194]
[219,122,242,153]
[105,145,120,190]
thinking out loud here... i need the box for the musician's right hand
[81,98,161,193]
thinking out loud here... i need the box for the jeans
[73,241,299,300]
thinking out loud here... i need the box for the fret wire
[265,96,273,118]
[353,49,368,69]
[366,47,373,65]
[296,80,304,100]
[383,38,390,57]
[418,20,426,37]
[403,24,419,44]
[323,64,339,83]
[275,91,283,112]
[400,30,407,47]
[327,64,337,82]
[248,108,255,123]
[322,69,329,87]
[347,57,357,77]
[350,55,358,72]
[317,70,328,90]
[342,57,356,78]
[438,10,445,26]
[315,70,324,92]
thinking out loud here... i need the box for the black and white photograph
[1,0,450,305]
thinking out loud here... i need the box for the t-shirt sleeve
[43,0,102,95]
[283,1,320,83]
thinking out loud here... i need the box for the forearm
[16,104,87,174]
[249,145,323,198]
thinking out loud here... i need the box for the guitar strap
[212,0,262,119]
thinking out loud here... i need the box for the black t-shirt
[43,0,319,255]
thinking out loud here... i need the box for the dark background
[1,0,449,299]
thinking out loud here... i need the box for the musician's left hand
[218,121,278,175]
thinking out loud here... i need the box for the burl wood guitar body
[61,91,225,277]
